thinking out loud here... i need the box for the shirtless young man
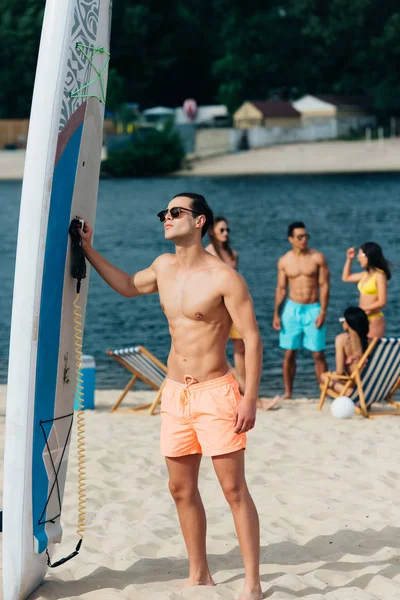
[272,221,330,399]
[79,193,263,600]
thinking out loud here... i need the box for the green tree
[101,120,184,177]
[213,2,310,111]
[0,0,44,117]
[110,0,220,109]
[106,68,125,114]
[0,0,399,119]
[213,0,400,115]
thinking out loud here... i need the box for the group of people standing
[79,193,391,599]
[207,216,392,403]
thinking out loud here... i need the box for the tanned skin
[273,226,330,398]
[79,196,263,600]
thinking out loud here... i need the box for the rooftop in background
[142,106,175,116]
[175,105,229,126]
[142,106,175,125]
[314,95,373,109]
[293,95,374,116]
[249,100,301,118]
[233,100,301,129]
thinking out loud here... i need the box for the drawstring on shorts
[180,375,198,419]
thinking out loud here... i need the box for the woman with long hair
[321,306,369,394]
[206,215,238,268]
[205,216,244,389]
[342,242,391,338]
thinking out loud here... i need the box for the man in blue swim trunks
[272,221,330,399]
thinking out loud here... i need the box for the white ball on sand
[331,396,355,419]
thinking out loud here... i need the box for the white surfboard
[2,1,112,598]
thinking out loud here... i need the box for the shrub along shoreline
[101,123,184,178]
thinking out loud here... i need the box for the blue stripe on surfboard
[32,122,83,554]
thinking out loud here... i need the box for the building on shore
[233,100,301,129]
[0,119,29,149]
[292,95,376,137]
[142,106,175,125]
[175,105,230,127]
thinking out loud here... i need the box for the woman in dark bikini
[321,306,369,394]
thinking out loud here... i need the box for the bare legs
[368,316,385,338]
[320,333,354,395]
[283,349,297,398]
[312,350,328,384]
[166,454,214,587]
[283,349,327,397]
[166,450,262,599]
[213,450,262,600]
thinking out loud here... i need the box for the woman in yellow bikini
[342,242,391,338]
[205,216,245,391]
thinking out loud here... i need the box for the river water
[1,173,399,397]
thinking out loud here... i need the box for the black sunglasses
[157,206,200,222]
[295,233,310,240]
[218,227,230,233]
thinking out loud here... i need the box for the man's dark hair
[173,192,213,238]
[288,221,306,237]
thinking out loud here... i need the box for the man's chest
[157,273,223,321]
[286,257,318,279]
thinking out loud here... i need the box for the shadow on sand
[29,526,400,599]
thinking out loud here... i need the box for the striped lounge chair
[107,345,167,415]
[318,338,400,418]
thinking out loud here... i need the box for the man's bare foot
[256,397,280,411]
[238,584,263,599]
[181,574,215,589]
[275,393,292,400]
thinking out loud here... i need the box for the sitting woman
[342,242,391,338]
[321,306,369,395]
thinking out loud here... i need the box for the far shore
[179,138,400,176]
[1,139,400,181]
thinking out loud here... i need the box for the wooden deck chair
[107,345,167,415]
[318,337,400,418]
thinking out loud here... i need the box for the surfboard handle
[69,218,87,294]
[46,538,82,568]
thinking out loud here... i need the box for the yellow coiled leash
[74,294,87,540]
[46,218,87,568]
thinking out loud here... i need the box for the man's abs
[156,258,234,383]
[287,275,319,304]
[283,251,320,304]
[167,320,231,383]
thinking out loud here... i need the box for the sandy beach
[1,139,400,181]
[0,150,26,180]
[180,139,400,176]
[1,385,400,599]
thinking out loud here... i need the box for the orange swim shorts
[160,372,246,458]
